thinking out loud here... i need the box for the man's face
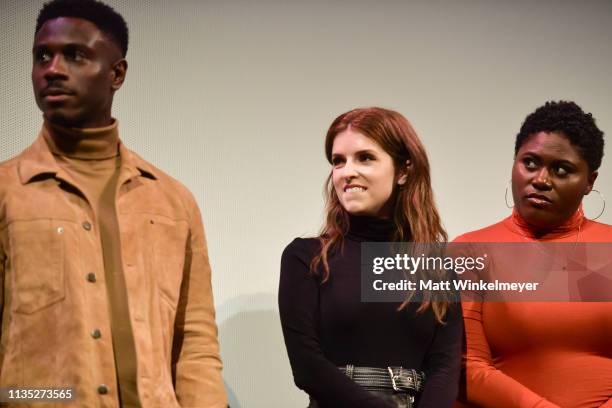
[32,17,125,128]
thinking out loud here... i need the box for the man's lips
[41,88,74,102]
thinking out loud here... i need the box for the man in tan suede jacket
[0,0,227,407]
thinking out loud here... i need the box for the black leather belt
[338,365,425,395]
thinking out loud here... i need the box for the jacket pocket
[8,219,66,314]
[149,215,189,309]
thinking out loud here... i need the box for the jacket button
[91,329,102,339]
[82,221,92,231]
[86,273,97,283]
[97,384,108,395]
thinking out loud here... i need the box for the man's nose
[44,54,68,80]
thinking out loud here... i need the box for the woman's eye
[523,158,537,169]
[360,154,374,162]
[555,166,568,176]
[331,157,344,166]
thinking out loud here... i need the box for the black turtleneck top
[279,216,462,407]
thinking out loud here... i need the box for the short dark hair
[35,0,129,57]
[515,101,605,171]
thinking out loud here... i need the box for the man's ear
[584,170,598,195]
[111,59,128,91]
[397,159,412,186]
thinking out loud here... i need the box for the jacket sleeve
[461,300,560,408]
[171,192,228,408]
[0,238,4,343]
[417,302,463,408]
[278,239,395,408]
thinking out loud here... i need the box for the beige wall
[2,1,611,406]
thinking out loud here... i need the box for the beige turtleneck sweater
[42,120,140,408]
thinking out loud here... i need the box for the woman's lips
[344,184,367,193]
[525,193,552,206]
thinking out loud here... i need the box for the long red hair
[311,107,451,322]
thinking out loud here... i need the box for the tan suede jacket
[0,131,227,408]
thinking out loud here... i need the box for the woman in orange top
[456,101,612,407]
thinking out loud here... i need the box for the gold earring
[585,189,605,220]
[504,181,514,209]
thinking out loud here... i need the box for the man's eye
[67,50,86,61]
[35,50,52,62]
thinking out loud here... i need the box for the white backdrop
[2,1,611,406]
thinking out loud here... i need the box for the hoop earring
[504,181,514,209]
[585,189,606,220]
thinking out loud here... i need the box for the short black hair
[35,0,129,57]
[515,101,605,171]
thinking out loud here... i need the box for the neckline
[507,207,585,241]
[346,214,396,242]
[42,119,120,160]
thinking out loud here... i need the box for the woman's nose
[342,160,359,180]
[532,167,552,190]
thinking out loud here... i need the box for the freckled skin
[32,17,127,128]
[511,131,598,231]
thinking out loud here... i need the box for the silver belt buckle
[387,367,400,391]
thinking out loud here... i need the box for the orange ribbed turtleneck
[506,207,585,241]
[455,210,612,408]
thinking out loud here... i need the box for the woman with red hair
[279,107,462,407]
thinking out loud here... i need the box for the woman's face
[511,131,598,229]
[331,128,406,218]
